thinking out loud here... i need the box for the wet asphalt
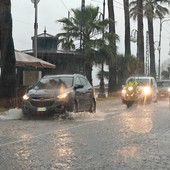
[0,98,170,170]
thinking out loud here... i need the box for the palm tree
[130,0,170,77]
[144,0,170,78]
[123,0,131,56]
[57,12,76,51]
[130,0,145,75]
[107,0,117,95]
[0,0,16,101]
[58,5,110,85]
[161,65,170,79]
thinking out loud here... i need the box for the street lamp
[158,18,170,80]
[31,0,40,58]
[154,41,161,80]
[130,29,138,43]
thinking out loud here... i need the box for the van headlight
[143,87,151,95]
[122,89,126,94]
[23,94,29,100]
[128,86,133,91]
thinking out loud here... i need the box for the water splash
[0,108,23,120]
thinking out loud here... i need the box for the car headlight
[57,92,69,99]
[128,86,133,91]
[23,94,29,100]
[143,86,151,95]
[122,89,126,94]
[168,88,170,92]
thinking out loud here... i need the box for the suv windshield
[34,77,73,89]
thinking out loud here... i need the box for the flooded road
[0,98,170,170]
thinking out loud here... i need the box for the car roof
[157,80,170,82]
[127,76,155,80]
[127,76,155,81]
[43,74,85,78]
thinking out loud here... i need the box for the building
[25,29,85,77]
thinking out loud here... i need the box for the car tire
[89,99,96,113]
[72,101,78,113]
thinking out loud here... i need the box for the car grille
[30,98,54,107]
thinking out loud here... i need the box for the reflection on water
[118,145,140,159]
[125,117,152,133]
[14,132,33,168]
[54,132,74,157]
[51,131,74,169]
[121,106,153,134]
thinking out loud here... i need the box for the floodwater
[0,98,124,121]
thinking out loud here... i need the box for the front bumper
[22,99,72,115]
[122,93,151,103]
[158,92,169,98]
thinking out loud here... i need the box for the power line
[60,0,69,11]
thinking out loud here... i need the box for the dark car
[157,80,170,98]
[22,74,96,116]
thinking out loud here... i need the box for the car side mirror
[74,84,84,90]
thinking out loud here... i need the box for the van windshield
[126,78,149,86]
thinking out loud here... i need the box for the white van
[121,76,158,104]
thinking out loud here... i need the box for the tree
[144,0,170,78]
[161,65,170,79]
[0,0,16,101]
[130,0,170,77]
[130,0,145,75]
[107,0,117,95]
[57,5,110,85]
[123,0,131,56]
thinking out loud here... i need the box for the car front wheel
[89,99,96,113]
[72,101,78,113]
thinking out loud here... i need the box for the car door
[79,76,93,110]
[73,76,86,111]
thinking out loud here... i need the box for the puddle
[67,109,111,122]
[0,108,115,121]
[0,108,23,120]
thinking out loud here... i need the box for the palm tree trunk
[148,18,156,78]
[107,0,117,95]
[85,62,93,85]
[0,0,16,100]
[123,0,131,56]
[137,0,144,75]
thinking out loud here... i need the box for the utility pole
[98,0,106,98]
[31,0,40,58]
[80,0,85,51]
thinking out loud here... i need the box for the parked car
[121,76,158,107]
[157,80,170,98]
[22,74,96,116]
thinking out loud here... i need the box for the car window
[79,77,88,86]
[157,81,170,87]
[75,77,81,85]
[34,77,73,89]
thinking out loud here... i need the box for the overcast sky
[10,0,170,84]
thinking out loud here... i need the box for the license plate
[160,94,165,96]
[37,107,47,112]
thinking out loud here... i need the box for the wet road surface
[0,98,170,170]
